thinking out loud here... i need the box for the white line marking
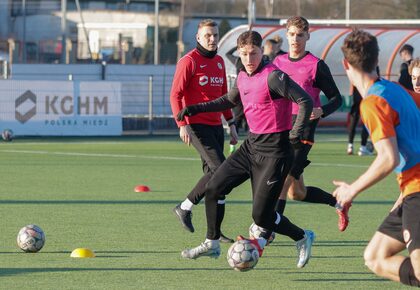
[0,149,199,161]
[311,162,368,168]
[0,149,369,168]
[5,138,348,146]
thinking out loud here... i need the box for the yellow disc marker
[70,248,95,258]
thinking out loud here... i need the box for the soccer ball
[17,225,46,252]
[226,239,259,271]
[2,129,13,142]
[249,222,275,245]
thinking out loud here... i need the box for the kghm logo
[15,90,36,124]
[199,75,208,86]
[15,89,109,124]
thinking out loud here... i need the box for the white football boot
[296,230,315,268]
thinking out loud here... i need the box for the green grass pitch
[0,133,406,289]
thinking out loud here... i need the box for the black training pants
[186,124,226,205]
[204,138,293,239]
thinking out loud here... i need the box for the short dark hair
[341,29,379,73]
[286,16,309,32]
[399,44,414,55]
[237,30,262,48]
[198,19,217,30]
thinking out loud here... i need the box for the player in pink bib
[272,16,347,231]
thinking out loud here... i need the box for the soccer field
[0,133,406,289]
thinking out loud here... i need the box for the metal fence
[3,63,178,134]
[1,63,352,135]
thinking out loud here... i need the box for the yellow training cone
[70,248,95,258]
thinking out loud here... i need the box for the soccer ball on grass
[227,239,259,271]
[17,225,45,252]
[2,129,13,142]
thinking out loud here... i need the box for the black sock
[215,202,225,239]
[399,257,420,287]
[275,215,305,242]
[304,186,337,207]
[275,199,286,214]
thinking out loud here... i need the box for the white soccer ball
[226,239,259,271]
[17,225,45,253]
[2,129,13,142]
[249,222,275,245]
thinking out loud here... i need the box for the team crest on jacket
[199,75,209,86]
[217,62,223,70]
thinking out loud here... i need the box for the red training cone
[134,185,151,192]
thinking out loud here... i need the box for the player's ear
[342,59,349,70]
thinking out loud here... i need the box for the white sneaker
[181,241,220,259]
[347,144,353,155]
[296,230,315,268]
[358,146,373,156]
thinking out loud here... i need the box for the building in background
[0,0,277,65]
[0,0,180,64]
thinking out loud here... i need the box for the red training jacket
[170,48,233,127]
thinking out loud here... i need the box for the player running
[272,16,348,231]
[170,19,238,243]
[178,30,315,268]
[334,29,420,287]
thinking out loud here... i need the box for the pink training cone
[134,185,151,192]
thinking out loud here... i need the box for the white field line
[0,149,369,168]
[0,149,198,161]
[3,138,349,146]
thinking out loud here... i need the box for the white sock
[205,239,219,247]
[360,145,367,150]
[180,198,194,211]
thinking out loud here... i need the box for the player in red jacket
[170,19,238,243]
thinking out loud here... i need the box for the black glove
[289,137,303,150]
[177,106,198,121]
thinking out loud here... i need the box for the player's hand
[332,180,355,206]
[289,137,303,149]
[310,107,323,120]
[177,106,197,121]
[179,126,191,146]
[229,124,239,145]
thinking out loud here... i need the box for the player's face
[411,67,420,93]
[196,26,219,51]
[286,26,309,57]
[238,44,263,75]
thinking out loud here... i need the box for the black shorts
[378,192,420,253]
[289,115,319,179]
